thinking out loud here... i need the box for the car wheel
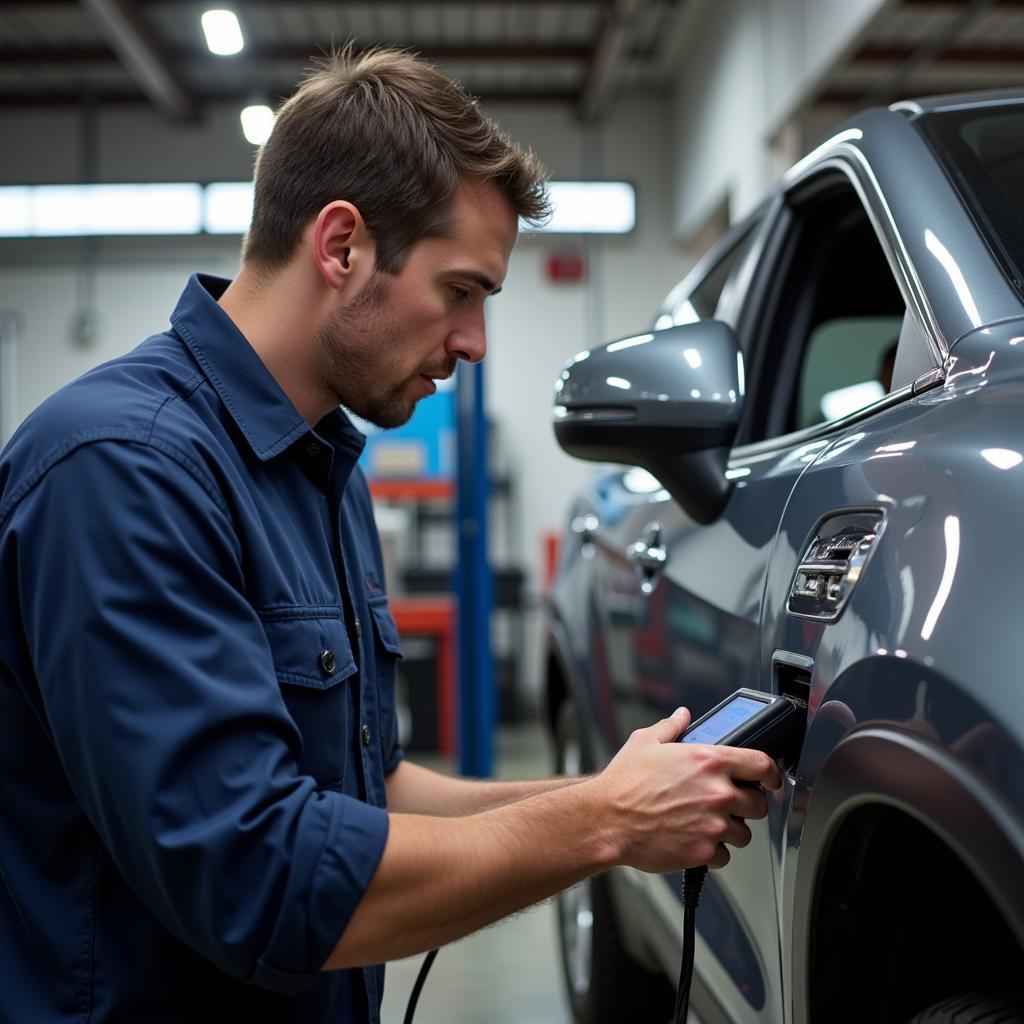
[906,990,1024,1022]
[554,701,675,1024]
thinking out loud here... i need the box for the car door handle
[627,539,668,572]
[570,513,600,546]
[627,521,669,593]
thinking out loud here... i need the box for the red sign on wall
[545,251,586,283]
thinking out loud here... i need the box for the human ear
[311,201,375,292]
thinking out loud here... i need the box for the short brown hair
[243,46,550,274]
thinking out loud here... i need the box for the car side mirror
[553,320,745,524]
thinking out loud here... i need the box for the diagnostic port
[772,651,812,772]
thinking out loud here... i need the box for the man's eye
[449,286,471,302]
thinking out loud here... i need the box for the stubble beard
[316,271,418,429]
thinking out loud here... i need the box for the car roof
[890,88,1024,118]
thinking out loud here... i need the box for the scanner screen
[683,696,766,745]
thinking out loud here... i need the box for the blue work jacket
[0,274,405,1022]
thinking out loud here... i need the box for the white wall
[0,249,242,427]
[668,0,891,239]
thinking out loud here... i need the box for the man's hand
[327,706,783,968]
[584,707,783,873]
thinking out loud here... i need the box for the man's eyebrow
[451,270,502,295]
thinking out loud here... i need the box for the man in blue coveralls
[0,48,780,1023]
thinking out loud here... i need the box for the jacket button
[306,442,321,457]
[362,724,372,746]
[354,616,362,638]
[319,649,337,674]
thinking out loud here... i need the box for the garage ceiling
[0,0,1023,122]
[0,0,679,120]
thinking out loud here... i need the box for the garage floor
[380,721,571,1023]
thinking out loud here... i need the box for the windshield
[916,104,1024,300]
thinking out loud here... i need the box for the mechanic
[0,47,781,1023]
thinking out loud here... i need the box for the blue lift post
[455,360,495,778]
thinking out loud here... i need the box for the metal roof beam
[847,0,996,107]
[0,87,580,109]
[78,0,196,119]
[854,43,1024,64]
[0,42,594,66]
[579,0,649,122]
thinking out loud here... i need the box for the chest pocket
[259,606,356,789]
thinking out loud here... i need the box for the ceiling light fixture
[240,105,275,145]
[201,10,244,56]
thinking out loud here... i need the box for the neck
[218,262,335,426]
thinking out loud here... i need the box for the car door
[582,159,933,1022]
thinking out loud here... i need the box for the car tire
[906,990,1024,1022]
[554,701,675,1024]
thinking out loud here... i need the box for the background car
[544,89,1024,1024]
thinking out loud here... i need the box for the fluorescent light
[523,181,635,235]
[240,105,275,145]
[0,183,202,236]
[201,10,244,55]
[205,181,254,233]
[0,187,31,237]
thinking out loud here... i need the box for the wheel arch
[792,727,1024,1023]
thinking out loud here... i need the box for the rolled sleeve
[255,794,387,992]
[11,438,386,989]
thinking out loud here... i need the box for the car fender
[789,723,1024,1022]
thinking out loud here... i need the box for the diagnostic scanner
[678,687,805,767]
[673,688,806,1024]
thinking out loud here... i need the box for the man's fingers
[723,816,753,849]
[708,844,731,870]
[649,707,691,744]
[719,747,783,789]
[728,786,769,821]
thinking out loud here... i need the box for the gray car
[545,90,1024,1024]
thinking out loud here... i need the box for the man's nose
[445,311,487,364]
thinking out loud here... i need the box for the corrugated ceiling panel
[534,3,568,41]
[566,2,603,42]
[831,64,1024,96]
[866,6,956,45]
[2,7,101,48]
[144,5,194,49]
[0,64,133,92]
[363,4,407,43]
[470,4,504,42]
[408,5,440,45]
[437,5,474,44]
[504,5,535,39]
[307,5,345,44]
[957,8,1024,45]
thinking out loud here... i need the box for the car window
[916,104,1024,300]
[655,220,759,331]
[742,174,909,442]
[796,315,901,430]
